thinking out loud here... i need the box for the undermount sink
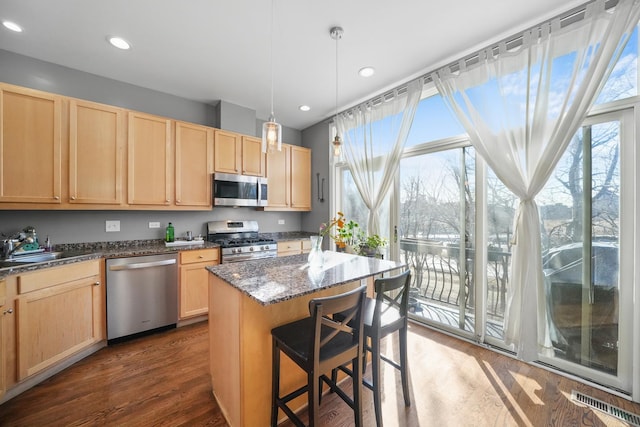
[7,251,64,263]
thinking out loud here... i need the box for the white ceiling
[0,0,587,131]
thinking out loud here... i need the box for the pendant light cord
[335,30,338,119]
[269,0,275,117]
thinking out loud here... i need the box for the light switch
[278,219,285,225]
[105,220,120,232]
[149,222,161,229]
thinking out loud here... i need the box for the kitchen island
[207,251,405,427]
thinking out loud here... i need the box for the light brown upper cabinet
[175,121,213,207]
[265,144,290,209]
[127,111,173,206]
[0,83,62,204]
[290,146,311,210]
[263,144,311,211]
[241,136,265,177]
[213,129,241,174]
[213,130,265,177]
[69,99,125,205]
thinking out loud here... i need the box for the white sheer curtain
[336,78,422,235]
[432,0,640,361]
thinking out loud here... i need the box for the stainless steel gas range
[206,220,277,263]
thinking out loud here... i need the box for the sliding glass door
[537,111,632,391]
[397,145,476,338]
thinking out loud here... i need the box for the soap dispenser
[165,222,175,242]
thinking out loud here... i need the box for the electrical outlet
[105,220,120,232]
[278,219,285,225]
[149,221,161,229]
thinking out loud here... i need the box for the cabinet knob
[94,281,100,286]
[71,196,76,200]
[198,255,204,258]
[54,196,60,200]
[3,308,13,315]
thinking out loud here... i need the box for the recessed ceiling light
[358,66,375,77]
[2,21,23,32]
[108,36,131,50]
[299,105,311,112]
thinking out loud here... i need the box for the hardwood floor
[1,321,639,426]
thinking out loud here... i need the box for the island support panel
[208,275,360,427]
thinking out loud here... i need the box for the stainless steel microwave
[213,173,268,207]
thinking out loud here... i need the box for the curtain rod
[338,0,618,117]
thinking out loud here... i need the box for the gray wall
[0,49,313,244]
[0,209,301,245]
[218,100,257,135]
[301,119,332,247]
[0,49,216,126]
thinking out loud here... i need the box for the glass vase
[307,235,324,269]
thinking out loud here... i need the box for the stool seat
[271,317,360,369]
[271,285,367,427]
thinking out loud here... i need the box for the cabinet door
[266,144,290,208]
[241,136,265,176]
[214,129,241,174]
[179,248,219,319]
[128,112,172,205]
[290,146,311,210]
[16,274,102,380]
[175,121,213,207]
[0,279,5,398]
[0,84,62,204]
[69,99,125,205]
[179,262,212,319]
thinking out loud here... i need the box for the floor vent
[572,390,640,426]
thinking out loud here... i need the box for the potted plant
[333,219,359,253]
[356,231,387,258]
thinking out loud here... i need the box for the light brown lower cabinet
[179,248,219,319]
[277,239,311,257]
[0,279,7,398]
[15,260,104,381]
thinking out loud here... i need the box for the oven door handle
[108,259,177,271]
[225,254,275,263]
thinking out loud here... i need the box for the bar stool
[271,285,367,427]
[334,269,412,427]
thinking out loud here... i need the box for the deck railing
[400,238,510,321]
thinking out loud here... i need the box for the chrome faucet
[2,236,34,259]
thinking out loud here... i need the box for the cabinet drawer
[277,240,303,256]
[18,260,101,294]
[180,248,219,265]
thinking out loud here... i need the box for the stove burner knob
[262,245,269,250]
[249,247,254,252]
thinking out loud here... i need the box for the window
[333,19,639,398]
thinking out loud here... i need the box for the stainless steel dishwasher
[106,253,178,342]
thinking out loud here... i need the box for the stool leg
[309,371,319,427]
[271,339,280,427]
[399,325,411,406]
[353,356,363,427]
[371,336,383,427]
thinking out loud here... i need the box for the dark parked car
[542,241,619,372]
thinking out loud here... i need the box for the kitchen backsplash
[0,209,304,246]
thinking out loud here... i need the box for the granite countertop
[0,239,219,278]
[207,251,405,306]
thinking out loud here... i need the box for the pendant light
[262,0,282,153]
[330,26,343,157]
